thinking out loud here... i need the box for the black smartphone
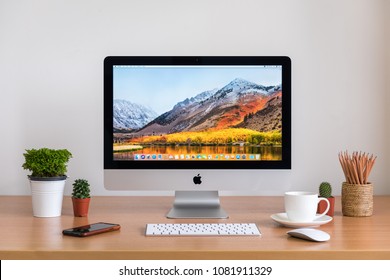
[62,222,121,237]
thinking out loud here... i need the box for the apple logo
[193,174,202,185]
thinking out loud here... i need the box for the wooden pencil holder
[342,182,373,217]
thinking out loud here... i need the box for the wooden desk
[0,196,390,260]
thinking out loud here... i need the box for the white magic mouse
[287,228,330,242]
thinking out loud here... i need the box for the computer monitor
[104,56,291,218]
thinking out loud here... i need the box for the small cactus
[72,179,91,199]
[319,182,332,198]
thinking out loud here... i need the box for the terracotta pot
[72,197,90,217]
[317,196,335,217]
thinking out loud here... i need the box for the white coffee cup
[284,191,330,222]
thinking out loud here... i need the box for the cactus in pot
[71,179,91,217]
[317,181,335,217]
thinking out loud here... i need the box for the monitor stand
[166,191,228,219]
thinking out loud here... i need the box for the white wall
[386,0,390,194]
[0,0,388,196]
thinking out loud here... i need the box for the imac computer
[104,56,291,218]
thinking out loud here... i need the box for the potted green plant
[317,182,335,217]
[22,148,72,217]
[72,179,91,217]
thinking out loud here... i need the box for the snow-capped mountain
[138,78,282,134]
[173,89,218,109]
[213,78,280,100]
[113,99,158,130]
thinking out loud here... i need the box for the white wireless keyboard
[145,223,261,236]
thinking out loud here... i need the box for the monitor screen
[104,56,291,218]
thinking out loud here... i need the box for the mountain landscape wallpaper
[113,66,283,161]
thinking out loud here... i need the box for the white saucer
[270,213,333,228]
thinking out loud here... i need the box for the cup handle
[317,197,330,219]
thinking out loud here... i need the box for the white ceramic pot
[29,177,66,217]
